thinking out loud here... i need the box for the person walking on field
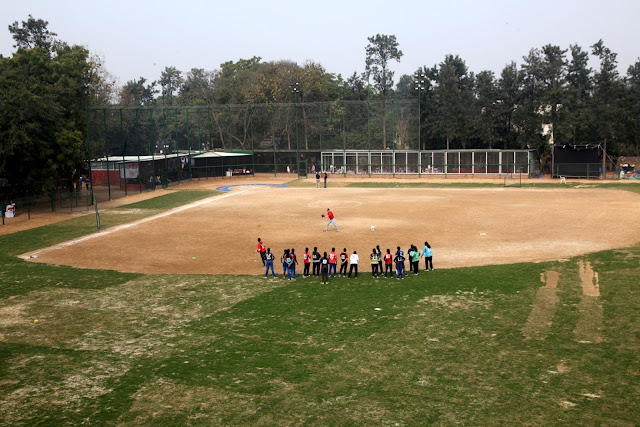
[264,248,277,278]
[323,208,339,232]
[320,252,330,284]
[324,172,328,188]
[421,241,434,271]
[316,171,321,188]
[383,248,393,278]
[339,248,348,277]
[348,251,359,278]
[303,247,311,278]
[257,238,267,266]
[370,248,380,278]
[312,246,321,277]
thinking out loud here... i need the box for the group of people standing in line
[257,238,434,282]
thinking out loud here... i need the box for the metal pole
[602,139,607,180]
[295,103,299,177]
[85,98,94,204]
[135,110,142,193]
[120,108,127,196]
[149,109,155,190]
[103,109,111,200]
[187,108,192,181]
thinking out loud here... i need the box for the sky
[1,0,639,87]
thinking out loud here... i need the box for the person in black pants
[303,247,311,277]
[348,251,359,278]
[376,245,383,276]
[312,246,321,277]
[339,248,348,277]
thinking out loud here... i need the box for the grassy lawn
[0,188,639,425]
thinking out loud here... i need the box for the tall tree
[496,62,521,149]
[432,55,475,149]
[118,77,157,106]
[514,48,548,162]
[159,66,183,105]
[365,34,403,148]
[563,44,593,143]
[625,60,640,155]
[0,19,90,195]
[474,70,501,149]
[591,40,626,153]
[8,15,57,51]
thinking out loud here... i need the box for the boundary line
[19,189,250,260]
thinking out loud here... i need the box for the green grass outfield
[1,188,639,425]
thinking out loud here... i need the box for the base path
[21,183,640,275]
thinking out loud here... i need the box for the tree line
[2,16,640,196]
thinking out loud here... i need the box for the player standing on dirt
[257,238,267,265]
[323,208,339,232]
[316,171,321,188]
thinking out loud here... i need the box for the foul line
[19,189,250,260]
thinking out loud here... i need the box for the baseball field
[1,177,639,425]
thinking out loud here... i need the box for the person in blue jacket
[421,241,434,271]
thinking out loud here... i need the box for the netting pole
[135,109,142,193]
[85,99,94,205]
[418,99,422,177]
[343,103,347,177]
[250,106,255,176]
[272,105,276,176]
[162,107,168,187]
[103,109,111,200]
[149,108,156,191]
[175,106,179,167]
[227,105,232,150]
[197,108,202,153]
[318,104,322,159]
[120,108,127,196]
[295,103,300,178]
[187,108,192,181]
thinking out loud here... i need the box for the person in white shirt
[348,251,359,278]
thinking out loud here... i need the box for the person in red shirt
[303,247,311,278]
[323,208,339,232]
[328,247,337,277]
[256,238,266,265]
[383,248,393,278]
[339,248,348,277]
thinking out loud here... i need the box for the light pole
[291,82,301,175]
[413,71,426,151]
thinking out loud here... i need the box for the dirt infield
[19,177,640,275]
